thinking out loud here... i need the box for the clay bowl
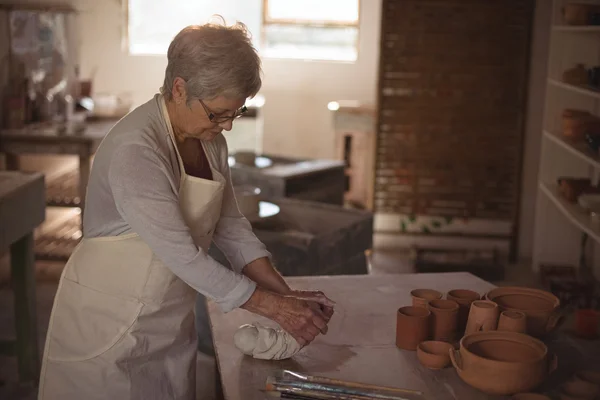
[417,341,454,370]
[449,331,557,395]
[411,289,443,308]
[447,289,481,305]
[561,374,600,399]
[485,287,561,337]
[512,394,551,400]
[577,370,600,385]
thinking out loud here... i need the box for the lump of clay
[233,323,303,360]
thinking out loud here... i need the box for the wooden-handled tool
[279,370,423,396]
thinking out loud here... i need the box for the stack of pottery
[484,287,562,337]
[446,286,564,396]
[396,288,473,370]
[449,331,557,395]
[559,370,600,400]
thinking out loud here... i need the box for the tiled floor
[0,247,539,400]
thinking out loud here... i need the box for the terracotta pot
[498,310,527,333]
[450,331,557,395]
[485,287,562,337]
[562,375,600,399]
[465,300,499,335]
[512,394,551,400]
[427,299,459,342]
[559,391,592,400]
[447,289,480,333]
[563,4,593,25]
[234,185,261,219]
[417,341,454,370]
[396,306,431,351]
[578,370,600,385]
[411,289,443,308]
[575,309,599,339]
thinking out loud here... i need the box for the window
[126,0,359,61]
[126,0,262,55]
[262,0,360,61]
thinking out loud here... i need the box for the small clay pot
[562,375,600,399]
[417,341,454,370]
[447,289,481,333]
[578,370,600,385]
[411,289,443,308]
[428,299,459,342]
[396,306,431,351]
[465,300,499,335]
[498,310,527,333]
[512,394,551,400]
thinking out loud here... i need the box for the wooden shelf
[539,182,600,243]
[553,25,600,32]
[45,168,81,208]
[35,212,81,261]
[548,79,600,99]
[543,130,600,168]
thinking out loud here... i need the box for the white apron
[38,96,225,400]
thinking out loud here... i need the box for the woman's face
[169,78,246,141]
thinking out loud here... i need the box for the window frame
[261,0,361,28]
[260,0,361,62]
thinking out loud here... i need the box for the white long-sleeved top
[82,94,270,312]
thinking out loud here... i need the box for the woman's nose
[219,119,233,131]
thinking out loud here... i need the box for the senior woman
[38,21,334,400]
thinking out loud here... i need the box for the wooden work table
[0,171,45,383]
[0,119,115,212]
[208,273,600,400]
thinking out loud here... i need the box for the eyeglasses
[198,99,248,124]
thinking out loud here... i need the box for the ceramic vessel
[396,306,431,351]
[465,300,499,335]
[512,394,551,400]
[427,299,459,342]
[562,375,600,399]
[578,370,600,385]
[485,287,561,337]
[233,185,261,219]
[498,310,527,333]
[450,331,557,395]
[411,289,443,308]
[417,341,454,370]
[447,289,481,333]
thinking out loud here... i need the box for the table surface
[208,272,505,400]
[0,171,43,199]
[0,120,115,145]
[0,171,45,250]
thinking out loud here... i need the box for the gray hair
[161,17,262,103]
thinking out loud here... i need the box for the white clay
[233,323,303,360]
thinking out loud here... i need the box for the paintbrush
[266,377,411,400]
[279,370,423,397]
[262,389,324,400]
[265,384,379,400]
[272,385,376,400]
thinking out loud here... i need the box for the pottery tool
[262,388,372,400]
[264,385,381,400]
[279,370,423,396]
[262,390,326,400]
[266,376,412,400]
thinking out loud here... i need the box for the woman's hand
[286,290,335,333]
[240,287,335,346]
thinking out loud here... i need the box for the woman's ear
[171,77,188,104]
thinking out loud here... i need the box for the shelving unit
[533,0,600,277]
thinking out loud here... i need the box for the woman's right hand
[241,287,332,346]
